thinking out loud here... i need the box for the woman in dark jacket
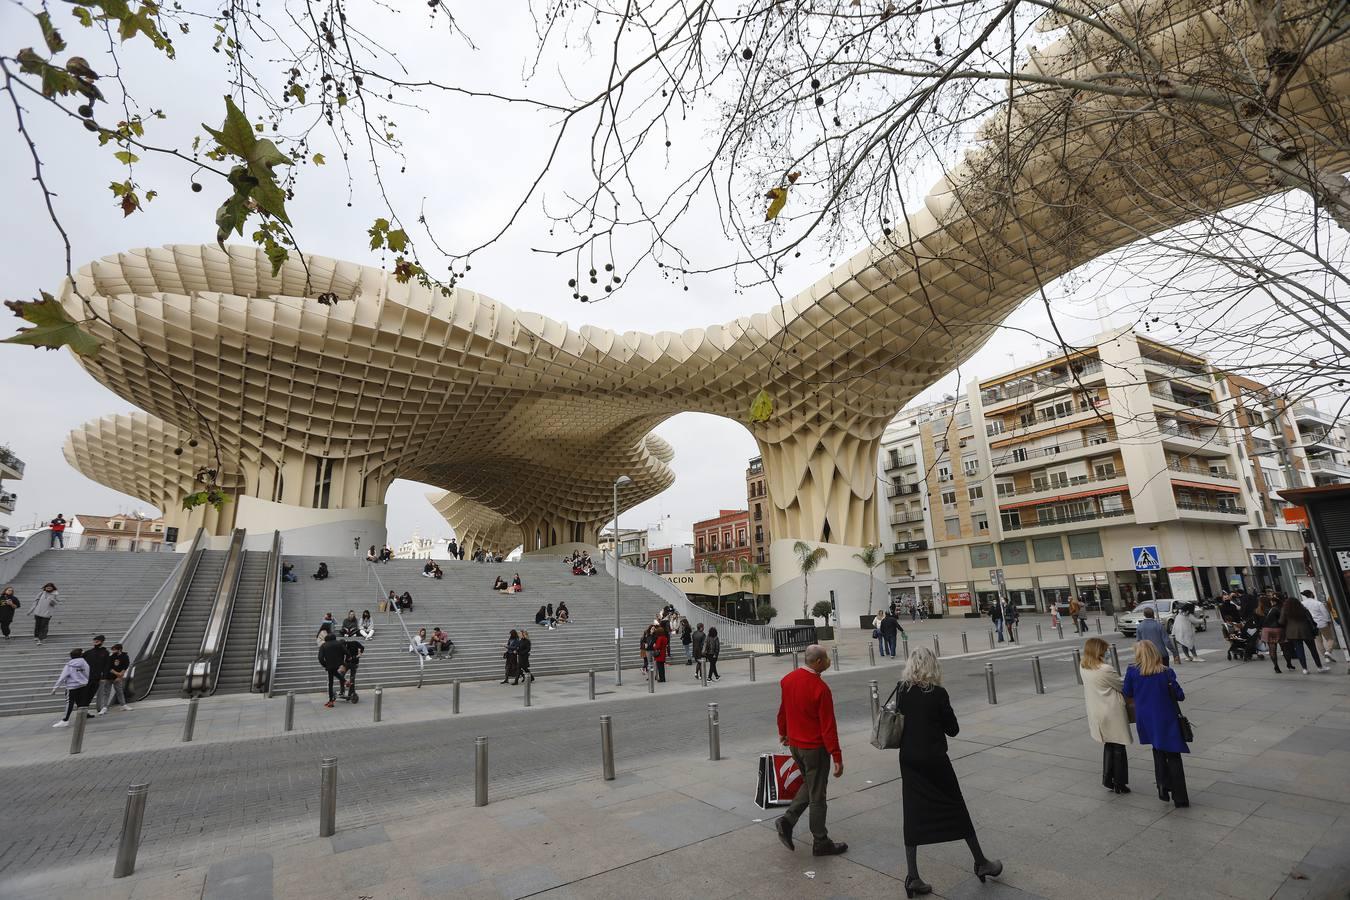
[1280,595,1325,674]
[1122,640,1189,807]
[517,629,533,682]
[1259,596,1287,672]
[501,630,521,685]
[704,627,721,681]
[0,586,18,639]
[895,647,1001,896]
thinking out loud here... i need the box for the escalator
[147,550,227,697]
[213,551,270,694]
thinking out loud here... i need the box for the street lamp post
[612,475,632,685]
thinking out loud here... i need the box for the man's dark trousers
[325,667,343,701]
[882,635,896,657]
[782,746,831,845]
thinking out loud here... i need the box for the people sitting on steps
[366,546,378,563]
[493,576,509,593]
[311,561,330,580]
[397,591,414,613]
[556,601,570,624]
[339,610,359,638]
[281,562,297,583]
[430,627,454,658]
[358,610,375,640]
[511,573,523,593]
[431,563,444,579]
[411,628,433,660]
[316,613,336,644]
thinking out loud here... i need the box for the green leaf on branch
[312,152,325,165]
[16,48,102,101]
[204,97,293,245]
[368,217,391,249]
[1,293,101,356]
[386,228,409,253]
[37,11,66,53]
[289,83,306,104]
[73,7,93,27]
[748,389,773,423]
[214,167,255,243]
[113,149,139,164]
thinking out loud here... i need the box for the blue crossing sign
[1132,545,1161,571]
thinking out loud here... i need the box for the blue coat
[1122,666,1188,753]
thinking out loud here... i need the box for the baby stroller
[1223,621,1261,661]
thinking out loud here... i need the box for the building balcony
[1293,405,1336,429]
[1001,470,1127,500]
[887,482,922,498]
[884,453,918,471]
[0,491,15,514]
[890,511,926,526]
[1142,356,1211,388]
[990,436,1115,471]
[979,360,1104,412]
[1306,456,1350,481]
[0,449,22,482]
[1174,498,1247,520]
[1158,424,1230,454]
[1004,507,1135,536]
[1300,428,1347,453]
[1149,385,1219,418]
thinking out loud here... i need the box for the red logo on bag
[774,755,802,800]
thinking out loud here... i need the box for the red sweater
[654,634,668,662]
[777,667,842,764]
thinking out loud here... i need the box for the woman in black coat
[895,647,1001,897]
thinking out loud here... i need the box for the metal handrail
[123,528,206,701]
[185,528,247,696]
[603,551,776,650]
[366,562,424,680]
[253,531,282,693]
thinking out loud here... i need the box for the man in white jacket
[1301,591,1338,664]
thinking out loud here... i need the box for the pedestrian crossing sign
[1132,545,1161,571]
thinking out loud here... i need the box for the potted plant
[853,543,883,628]
[755,603,778,625]
[792,540,828,624]
[811,600,836,641]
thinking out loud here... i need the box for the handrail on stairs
[253,530,282,694]
[366,562,426,686]
[185,528,248,696]
[122,527,206,701]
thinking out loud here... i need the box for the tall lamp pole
[612,475,632,685]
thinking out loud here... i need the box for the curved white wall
[223,496,388,557]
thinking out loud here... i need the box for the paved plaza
[0,618,1347,899]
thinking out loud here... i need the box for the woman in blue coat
[1122,640,1189,807]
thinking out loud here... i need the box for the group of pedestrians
[871,607,906,657]
[500,629,533,685]
[50,634,132,725]
[986,598,1021,642]
[1219,588,1339,674]
[638,613,722,683]
[0,582,59,643]
[317,632,364,707]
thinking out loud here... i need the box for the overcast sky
[1,1,1298,547]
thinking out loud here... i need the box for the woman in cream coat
[1081,637,1133,793]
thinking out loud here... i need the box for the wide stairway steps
[0,550,183,717]
[271,556,749,694]
[148,551,227,698]
[214,551,270,695]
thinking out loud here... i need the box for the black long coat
[896,683,975,846]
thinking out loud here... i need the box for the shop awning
[1170,478,1240,493]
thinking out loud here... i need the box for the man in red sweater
[653,627,669,682]
[775,644,847,856]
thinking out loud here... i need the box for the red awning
[1170,478,1240,494]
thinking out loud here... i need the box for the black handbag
[1168,681,1194,743]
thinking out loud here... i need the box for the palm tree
[709,559,734,616]
[740,561,768,621]
[852,543,884,615]
[793,540,829,620]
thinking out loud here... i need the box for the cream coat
[1082,664,1132,745]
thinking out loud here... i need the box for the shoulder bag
[1168,680,1194,743]
[871,683,905,749]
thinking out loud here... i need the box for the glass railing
[1158,424,1229,446]
[980,361,1104,405]
[1022,506,1133,527]
[1001,470,1124,498]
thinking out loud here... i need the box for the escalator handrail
[254,530,282,694]
[185,528,247,696]
[124,527,206,701]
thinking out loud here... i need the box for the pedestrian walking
[48,514,67,548]
[705,627,721,680]
[679,618,693,665]
[1080,637,1132,793]
[1122,640,1190,808]
[50,648,90,727]
[774,644,846,857]
[318,633,346,708]
[894,647,1002,896]
[1066,596,1080,633]
[1280,594,1326,674]
[501,630,521,685]
[989,600,1004,643]
[639,625,652,673]
[880,609,902,657]
[1134,606,1170,666]
[1170,604,1201,663]
[1049,601,1061,632]
[691,622,707,680]
[653,625,669,682]
[1004,602,1020,641]
[1259,595,1287,671]
[517,629,534,683]
[1301,591,1339,663]
[339,636,364,701]
[84,635,111,716]
[0,585,19,638]
[26,582,58,644]
[101,643,132,712]
[872,610,886,657]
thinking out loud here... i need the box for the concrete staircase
[214,551,270,695]
[146,551,227,698]
[272,556,748,694]
[0,550,183,717]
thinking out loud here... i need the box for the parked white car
[1118,600,1208,636]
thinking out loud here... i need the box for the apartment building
[693,509,751,573]
[746,456,771,568]
[879,329,1318,615]
[0,445,21,520]
[1292,402,1350,487]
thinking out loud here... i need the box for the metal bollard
[1071,650,1083,685]
[647,665,655,693]
[1056,621,1064,640]
[182,697,199,743]
[68,707,89,755]
[868,680,880,727]
[989,630,996,650]
[868,643,876,667]
[985,663,997,704]
[319,757,337,837]
[961,632,969,654]
[1113,614,1120,631]
[474,737,489,807]
[902,634,910,659]
[112,783,149,878]
[524,676,532,707]
[1032,656,1045,694]
[373,686,383,722]
[1109,643,1121,675]
[1096,617,1103,634]
[932,634,941,658]
[284,691,295,732]
[588,669,596,700]
[832,646,841,671]
[707,703,721,761]
[600,715,616,781]
[452,680,461,714]
[792,650,800,669]
[749,654,756,682]
[1036,623,1043,642]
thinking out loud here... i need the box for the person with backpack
[339,636,364,702]
[27,582,59,644]
[318,633,346,708]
